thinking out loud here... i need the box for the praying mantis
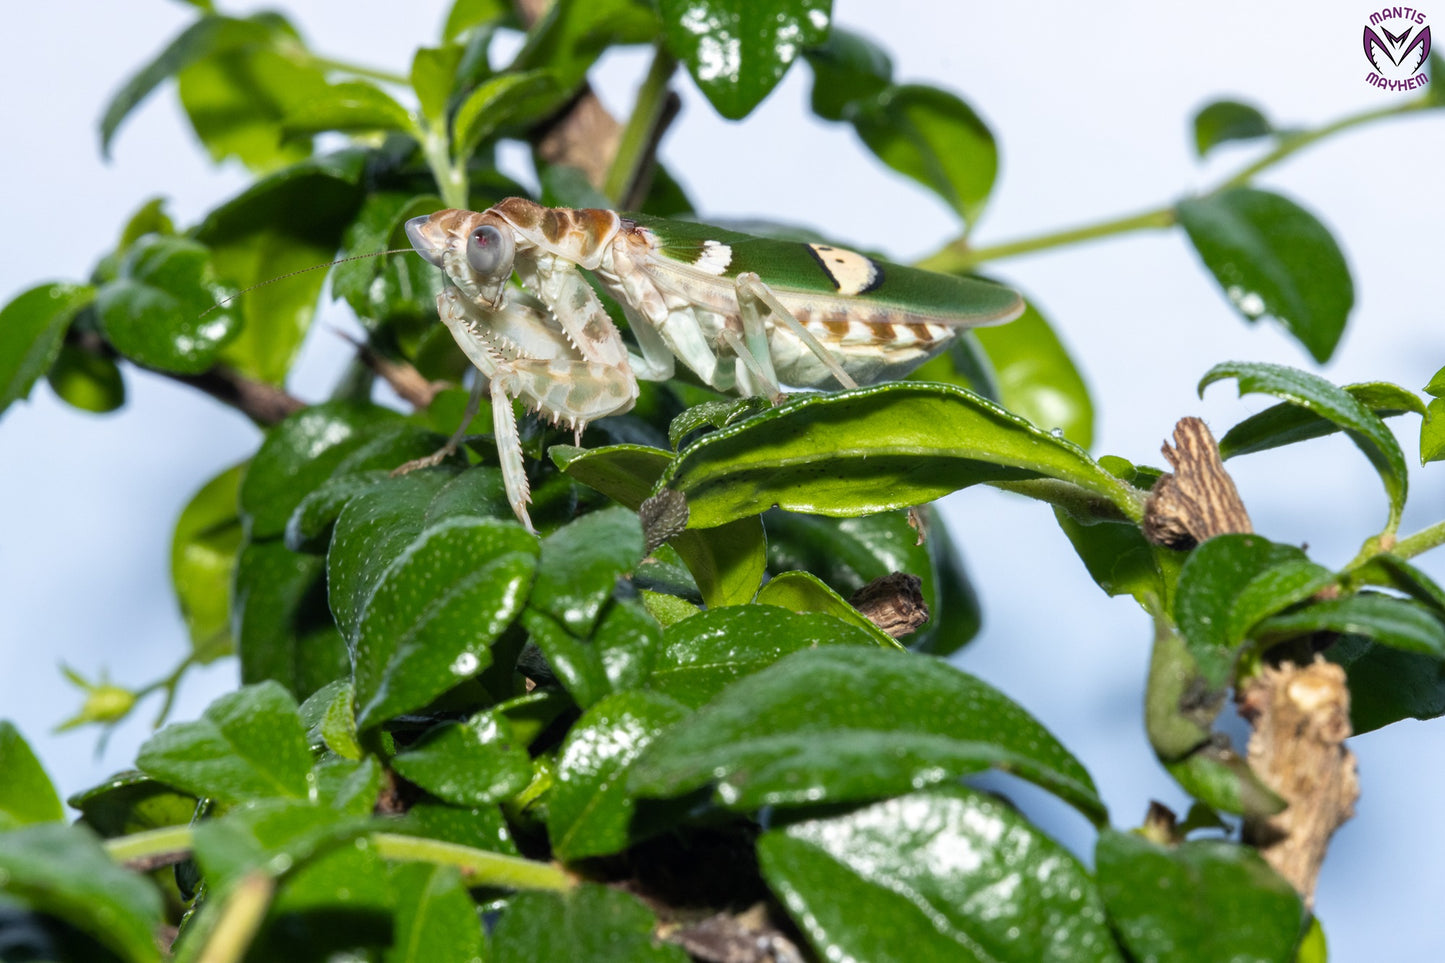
[403,198,1026,533]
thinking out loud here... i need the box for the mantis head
[405,209,517,308]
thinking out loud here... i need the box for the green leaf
[137,680,313,803]
[755,571,897,644]
[1256,593,1445,656]
[0,283,94,416]
[1422,397,1445,464]
[412,45,466,125]
[657,383,1139,530]
[195,151,366,383]
[1165,745,1285,818]
[175,15,329,172]
[0,823,164,963]
[314,755,383,816]
[1219,381,1425,460]
[1176,188,1354,362]
[658,0,831,120]
[1427,51,1445,106]
[391,711,532,806]
[530,507,643,637]
[453,70,555,160]
[761,786,1121,963]
[98,14,264,158]
[1192,99,1273,157]
[95,236,240,374]
[490,884,688,962]
[444,0,511,42]
[1327,634,1445,733]
[116,197,176,251]
[233,538,349,699]
[644,605,879,709]
[354,517,538,729]
[68,771,198,839]
[1201,361,1408,529]
[971,295,1094,447]
[331,192,445,335]
[852,83,998,227]
[1095,830,1304,963]
[45,344,126,413]
[0,723,64,829]
[633,646,1104,822]
[282,80,416,137]
[548,690,690,860]
[384,863,487,963]
[171,462,245,662]
[1057,514,1169,608]
[804,26,892,122]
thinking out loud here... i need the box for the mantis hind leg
[733,272,858,393]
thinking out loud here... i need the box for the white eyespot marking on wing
[692,239,733,275]
[807,244,882,296]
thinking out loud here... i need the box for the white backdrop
[2,1,1442,958]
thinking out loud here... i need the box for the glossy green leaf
[392,711,531,806]
[1353,553,1445,615]
[331,191,445,334]
[667,397,771,449]
[1327,634,1445,733]
[44,344,126,413]
[412,44,465,126]
[354,517,538,729]
[320,686,363,761]
[314,755,384,816]
[761,786,1120,963]
[0,283,94,414]
[971,296,1094,447]
[116,197,176,251]
[175,15,328,172]
[554,444,768,607]
[0,823,164,963]
[1220,381,1425,459]
[1203,361,1407,528]
[530,507,643,637]
[633,646,1104,822]
[1426,364,1445,397]
[136,680,312,803]
[658,0,829,119]
[400,799,519,855]
[68,771,198,839]
[644,605,879,709]
[755,570,897,644]
[444,0,511,41]
[1173,534,1326,688]
[549,690,690,860]
[853,83,997,227]
[657,382,1139,530]
[453,70,555,160]
[282,80,416,137]
[195,151,366,383]
[0,723,64,829]
[98,14,265,158]
[1177,188,1353,363]
[385,863,486,963]
[95,236,239,374]
[1057,514,1168,608]
[490,884,688,962]
[804,26,892,122]
[1193,99,1273,156]
[1096,830,1304,963]
[1165,745,1285,818]
[233,537,349,699]
[171,462,245,661]
[1257,593,1445,656]
[1422,397,1445,464]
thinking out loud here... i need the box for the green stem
[423,127,470,209]
[1385,519,1445,561]
[194,873,275,963]
[603,46,678,208]
[104,824,195,863]
[917,94,1434,272]
[370,833,576,891]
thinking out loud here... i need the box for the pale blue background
[2,1,1442,957]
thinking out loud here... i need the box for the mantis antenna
[199,248,414,317]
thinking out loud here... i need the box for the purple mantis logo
[1364,8,1432,90]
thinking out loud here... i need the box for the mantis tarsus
[403,198,1025,533]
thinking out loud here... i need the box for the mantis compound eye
[466,224,514,280]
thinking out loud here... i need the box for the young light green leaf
[452,70,555,160]
[68,771,198,839]
[658,0,830,120]
[491,884,688,962]
[1096,830,1304,963]
[761,786,1121,963]
[171,462,245,662]
[412,45,465,125]
[852,83,998,228]
[1422,397,1445,464]
[136,681,313,803]
[444,0,511,42]
[0,282,94,416]
[1201,361,1408,529]
[1192,99,1273,156]
[657,382,1141,530]
[633,646,1105,822]
[1176,188,1353,362]
[0,823,165,963]
[391,711,532,806]
[972,295,1094,448]
[0,722,64,829]
[282,80,417,138]
[755,571,898,645]
[1219,381,1425,460]
[548,690,691,860]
